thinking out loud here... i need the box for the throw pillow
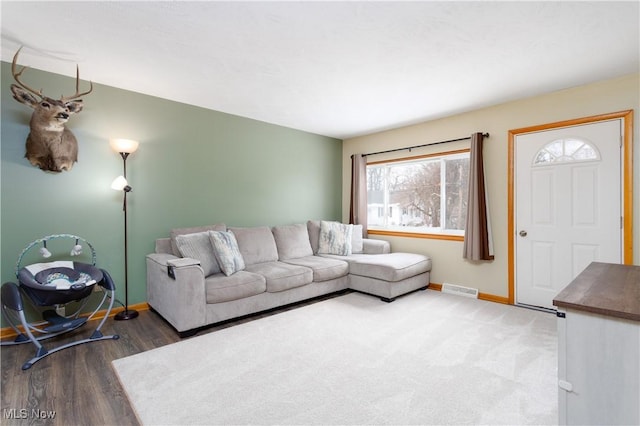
[175,231,221,276]
[170,223,226,256]
[317,221,353,256]
[209,231,245,276]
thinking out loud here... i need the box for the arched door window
[533,138,600,166]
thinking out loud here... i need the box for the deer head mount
[10,47,93,173]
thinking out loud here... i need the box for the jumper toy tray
[1,234,119,370]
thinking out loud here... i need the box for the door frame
[507,110,634,304]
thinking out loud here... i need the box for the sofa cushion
[170,223,226,256]
[362,239,391,254]
[307,220,321,254]
[272,223,313,260]
[209,231,245,276]
[318,221,353,256]
[174,231,221,276]
[352,224,364,254]
[282,256,349,282]
[205,271,266,303]
[229,226,279,265]
[244,262,312,293]
[347,253,432,282]
[155,238,172,255]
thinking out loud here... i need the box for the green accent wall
[1,61,342,318]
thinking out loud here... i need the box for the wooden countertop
[553,262,640,321]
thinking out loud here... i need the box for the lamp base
[114,309,139,321]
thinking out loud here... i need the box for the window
[367,150,470,236]
[533,138,600,165]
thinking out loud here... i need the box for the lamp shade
[111,175,129,191]
[110,138,139,154]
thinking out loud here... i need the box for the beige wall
[342,73,639,300]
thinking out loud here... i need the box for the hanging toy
[70,239,83,256]
[39,241,51,258]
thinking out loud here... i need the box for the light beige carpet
[112,290,557,425]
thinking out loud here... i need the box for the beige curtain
[463,133,494,261]
[349,154,368,238]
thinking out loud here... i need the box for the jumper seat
[1,234,120,370]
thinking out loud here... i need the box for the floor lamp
[110,138,139,321]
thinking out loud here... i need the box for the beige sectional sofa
[146,220,432,337]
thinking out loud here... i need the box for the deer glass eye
[40,101,50,108]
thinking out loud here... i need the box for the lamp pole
[114,151,138,320]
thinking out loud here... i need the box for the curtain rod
[361,132,489,157]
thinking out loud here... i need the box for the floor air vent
[441,283,479,299]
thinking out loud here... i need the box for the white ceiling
[2,1,639,139]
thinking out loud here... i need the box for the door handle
[519,230,528,237]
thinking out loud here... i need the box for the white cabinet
[554,262,640,425]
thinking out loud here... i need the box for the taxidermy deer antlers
[10,47,93,173]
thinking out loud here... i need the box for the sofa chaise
[146,220,432,336]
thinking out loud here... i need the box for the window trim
[367,229,465,241]
[366,148,470,240]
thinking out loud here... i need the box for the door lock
[519,230,528,237]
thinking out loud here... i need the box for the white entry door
[515,120,622,310]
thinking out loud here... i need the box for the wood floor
[1,293,343,425]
